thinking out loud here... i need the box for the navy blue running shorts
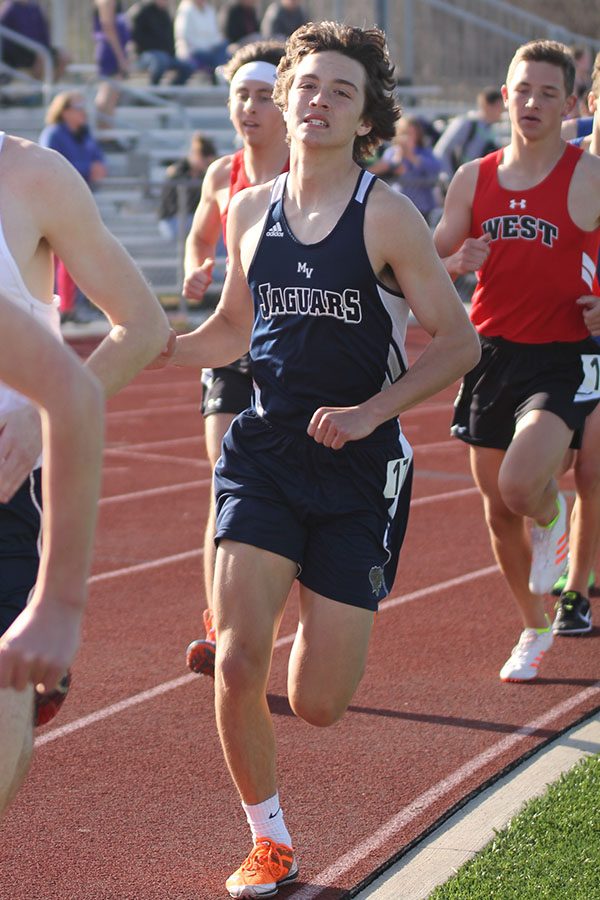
[0,469,42,636]
[201,360,253,419]
[451,335,600,451]
[214,410,413,611]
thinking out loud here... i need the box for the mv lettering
[298,261,313,279]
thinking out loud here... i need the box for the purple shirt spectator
[0,0,50,68]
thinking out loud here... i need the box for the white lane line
[410,486,479,507]
[35,564,498,747]
[96,477,478,510]
[104,448,206,467]
[414,440,458,451]
[107,435,204,453]
[88,548,202,584]
[291,684,600,899]
[99,479,211,506]
[106,403,199,420]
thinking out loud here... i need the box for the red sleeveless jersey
[469,144,600,343]
[220,149,289,252]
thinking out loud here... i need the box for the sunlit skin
[503,60,575,146]
[283,51,372,158]
[230,80,287,149]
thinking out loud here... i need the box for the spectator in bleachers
[219,0,260,51]
[260,0,307,41]
[39,91,107,322]
[128,0,193,86]
[93,0,130,126]
[0,0,69,81]
[174,0,230,84]
[369,116,442,224]
[158,131,216,241]
[433,86,504,178]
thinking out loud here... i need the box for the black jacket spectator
[219,1,259,47]
[130,0,175,56]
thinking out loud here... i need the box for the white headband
[229,61,278,92]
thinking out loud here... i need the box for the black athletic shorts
[0,469,42,637]
[201,355,252,418]
[214,410,414,611]
[451,335,600,451]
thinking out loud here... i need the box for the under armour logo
[509,199,527,209]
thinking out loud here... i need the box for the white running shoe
[499,626,553,682]
[529,493,568,595]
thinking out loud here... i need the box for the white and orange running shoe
[499,625,553,682]
[226,837,298,898]
[529,492,568,595]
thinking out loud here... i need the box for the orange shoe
[185,608,216,678]
[226,837,298,898]
[34,670,72,727]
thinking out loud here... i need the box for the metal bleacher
[0,67,235,306]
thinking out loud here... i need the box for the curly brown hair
[272,21,400,162]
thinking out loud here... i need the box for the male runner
[552,50,600,634]
[182,40,289,678]
[435,40,600,682]
[153,22,479,896]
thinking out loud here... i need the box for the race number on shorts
[576,354,600,402]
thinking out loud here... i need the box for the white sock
[242,792,292,848]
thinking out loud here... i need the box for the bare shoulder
[445,158,480,198]
[204,153,234,192]
[229,180,273,227]
[365,178,430,242]
[574,146,600,183]
[571,148,600,226]
[0,134,72,187]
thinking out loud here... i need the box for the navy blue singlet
[247,169,410,439]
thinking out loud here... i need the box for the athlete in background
[552,50,600,634]
[435,40,600,682]
[182,40,288,679]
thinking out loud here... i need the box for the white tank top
[0,132,62,465]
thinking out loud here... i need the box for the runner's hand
[449,233,492,276]
[577,295,600,336]
[146,327,177,370]
[0,597,83,692]
[307,405,380,450]
[183,258,214,302]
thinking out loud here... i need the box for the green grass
[429,754,600,900]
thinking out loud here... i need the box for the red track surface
[2,327,599,900]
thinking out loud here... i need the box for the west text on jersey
[482,215,559,247]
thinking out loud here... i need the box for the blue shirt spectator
[39,91,106,185]
[369,117,442,223]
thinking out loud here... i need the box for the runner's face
[229,80,286,148]
[284,51,371,153]
[503,60,575,139]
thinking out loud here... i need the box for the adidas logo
[266,221,284,238]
